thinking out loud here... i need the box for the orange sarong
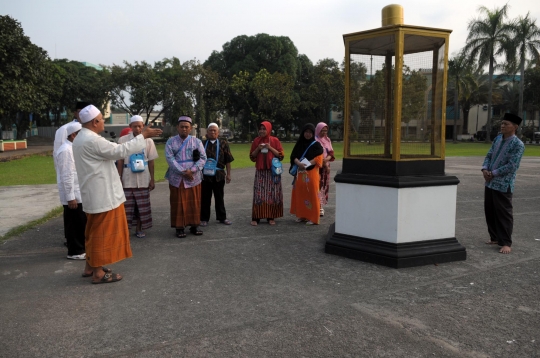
[290,154,323,224]
[85,203,132,267]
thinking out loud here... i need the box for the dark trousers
[63,203,87,255]
[201,179,226,221]
[484,187,513,247]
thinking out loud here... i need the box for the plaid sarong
[169,184,201,228]
[124,188,152,230]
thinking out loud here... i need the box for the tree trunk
[485,57,494,143]
[453,80,458,143]
[518,56,525,137]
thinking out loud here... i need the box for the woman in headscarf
[315,122,335,217]
[249,121,285,226]
[290,123,324,225]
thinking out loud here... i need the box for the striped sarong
[169,184,201,228]
[85,204,132,267]
[252,169,283,220]
[124,188,152,230]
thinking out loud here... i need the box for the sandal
[267,219,276,226]
[135,231,146,238]
[250,220,258,226]
[176,228,186,238]
[200,221,208,227]
[92,272,122,284]
[190,226,203,236]
[82,267,111,278]
[219,219,232,225]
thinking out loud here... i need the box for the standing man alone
[73,105,162,283]
[200,123,234,227]
[482,113,525,254]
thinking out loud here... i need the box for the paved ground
[1,156,540,357]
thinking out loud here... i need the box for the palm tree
[448,52,471,141]
[464,4,513,143]
[508,13,540,121]
[459,70,490,135]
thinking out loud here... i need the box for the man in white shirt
[55,121,86,260]
[73,105,162,284]
[116,115,159,238]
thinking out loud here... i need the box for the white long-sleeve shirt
[72,128,146,214]
[55,141,81,205]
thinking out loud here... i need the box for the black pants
[63,203,87,255]
[484,187,513,247]
[201,179,227,221]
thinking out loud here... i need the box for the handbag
[203,140,221,176]
[289,141,317,176]
[129,149,146,173]
[271,157,283,183]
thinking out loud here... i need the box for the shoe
[135,231,146,238]
[200,221,208,227]
[320,208,324,217]
[67,253,86,260]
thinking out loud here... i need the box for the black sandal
[176,228,186,238]
[190,226,203,236]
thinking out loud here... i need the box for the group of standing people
[249,121,334,227]
[52,103,525,287]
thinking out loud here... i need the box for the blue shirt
[482,134,524,193]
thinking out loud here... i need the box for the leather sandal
[176,228,186,238]
[190,226,203,235]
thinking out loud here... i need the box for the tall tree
[507,13,540,120]
[448,52,473,138]
[0,15,52,138]
[464,4,512,143]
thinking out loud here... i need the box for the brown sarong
[169,184,201,228]
[85,203,132,267]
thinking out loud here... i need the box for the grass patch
[0,206,63,243]
[1,141,538,187]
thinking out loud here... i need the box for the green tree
[307,58,344,123]
[448,52,472,140]
[464,4,513,143]
[401,66,428,138]
[507,13,540,119]
[0,15,51,138]
[251,69,297,131]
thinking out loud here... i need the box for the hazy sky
[2,0,539,67]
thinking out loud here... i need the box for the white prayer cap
[66,122,82,136]
[207,122,219,129]
[79,105,101,123]
[130,115,143,123]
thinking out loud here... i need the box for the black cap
[75,101,90,110]
[503,113,522,125]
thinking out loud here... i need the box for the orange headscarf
[250,121,283,170]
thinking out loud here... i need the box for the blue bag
[203,139,221,176]
[271,157,282,183]
[129,149,146,173]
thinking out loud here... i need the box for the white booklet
[300,158,312,168]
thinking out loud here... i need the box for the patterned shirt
[482,134,524,193]
[165,135,207,188]
[202,139,234,182]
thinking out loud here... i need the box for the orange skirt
[85,203,132,267]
